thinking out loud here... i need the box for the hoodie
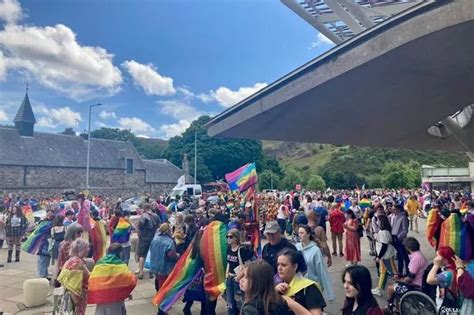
[296,241,335,301]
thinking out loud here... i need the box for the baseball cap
[264,221,280,234]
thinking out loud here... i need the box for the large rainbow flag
[438,213,471,260]
[426,208,442,248]
[152,240,203,311]
[199,221,227,299]
[21,220,52,255]
[112,218,131,244]
[225,163,258,193]
[87,254,137,304]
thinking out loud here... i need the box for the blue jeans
[225,276,242,315]
[120,246,131,265]
[37,255,51,278]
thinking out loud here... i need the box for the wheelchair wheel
[399,291,437,315]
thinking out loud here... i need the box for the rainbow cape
[21,220,52,255]
[87,254,137,304]
[438,213,471,260]
[152,240,203,311]
[112,218,131,244]
[199,221,227,298]
[90,220,107,262]
[225,163,258,193]
[57,258,84,296]
[426,208,443,248]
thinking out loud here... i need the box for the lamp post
[86,103,102,191]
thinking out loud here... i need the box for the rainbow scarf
[426,209,442,248]
[90,220,107,262]
[112,218,131,244]
[225,163,258,193]
[199,221,227,299]
[87,254,137,304]
[438,213,471,259]
[21,220,52,255]
[152,240,203,311]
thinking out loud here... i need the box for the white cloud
[160,119,191,139]
[0,51,6,80]
[0,109,8,122]
[205,82,267,108]
[99,110,116,120]
[122,60,175,96]
[0,0,23,25]
[118,117,155,134]
[309,33,335,49]
[0,23,123,100]
[156,99,215,139]
[36,106,82,128]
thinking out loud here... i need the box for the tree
[381,161,421,188]
[163,116,276,183]
[280,169,303,190]
[306,175,326,191]
[259,170,280,190]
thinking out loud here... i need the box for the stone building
[0,92,190,198]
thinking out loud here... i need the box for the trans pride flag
[225,163,258,193]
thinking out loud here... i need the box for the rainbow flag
[112,218,131,244]
[225,163,258,193]
[152,240,203,311]
[21,221,52,255]
[359,198,371,210]
[250,224,262,258]
[426,208,442,248]
[438,213,471,259]
[87,254,137,304]
[22,204,34,224]
[199,221,227,298]
[90,220,107,262]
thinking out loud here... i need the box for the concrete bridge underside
[207,0,474,153]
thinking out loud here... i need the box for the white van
[170,184,202,200]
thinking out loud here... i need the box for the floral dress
[345,219,361,262]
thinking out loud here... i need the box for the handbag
[233,246,244,276]
[438,288,461,315]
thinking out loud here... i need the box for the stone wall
[0,165,175,199]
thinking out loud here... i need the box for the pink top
[408,251,428,287]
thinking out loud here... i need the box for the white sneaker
[371,287,382,296]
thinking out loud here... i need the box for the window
[126,159,133,174]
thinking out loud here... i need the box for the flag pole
[194,132,197,185]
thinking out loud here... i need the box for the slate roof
[142,159,194,184]
[0,127,145,170]
[13,93,36,124]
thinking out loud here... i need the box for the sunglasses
[226,235,235,239]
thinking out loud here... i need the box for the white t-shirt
[277,205,287,220]
[10,215,21,227]
[376,229,395,259]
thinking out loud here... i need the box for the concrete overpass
[207,0,474,154]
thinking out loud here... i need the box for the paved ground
[0,219,434,315]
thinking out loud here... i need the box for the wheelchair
[386,264,438,315]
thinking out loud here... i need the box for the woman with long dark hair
[5,204,28,262]
[341,265,383,315]
[239,260,291,315]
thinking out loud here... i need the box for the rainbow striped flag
[199,221,227,298]
[438,213,471,259]
[426,208,442,248]
[88,254,137,304]
[21,221,52,255]
[225,163,258,193]
[90,220,107,262]
[359,198,371,210]
[112,218,131,244]
[152,240,203,311]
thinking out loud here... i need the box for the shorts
[137,239,152,258]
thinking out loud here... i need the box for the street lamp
[86,103,102,191]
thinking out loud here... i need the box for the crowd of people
[0,188,473,315]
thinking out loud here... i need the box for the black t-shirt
[262,238,296,274]
[227,245,253,275]
[291,283,326,313]
[241,299,291,315]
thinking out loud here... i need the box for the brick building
[0,92,190,198]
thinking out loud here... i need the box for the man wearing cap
[262,221,296,273]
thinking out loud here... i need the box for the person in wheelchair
[386,237,429,306]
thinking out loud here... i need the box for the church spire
[14,88,36,136]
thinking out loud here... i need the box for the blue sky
[0,0,333,139]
